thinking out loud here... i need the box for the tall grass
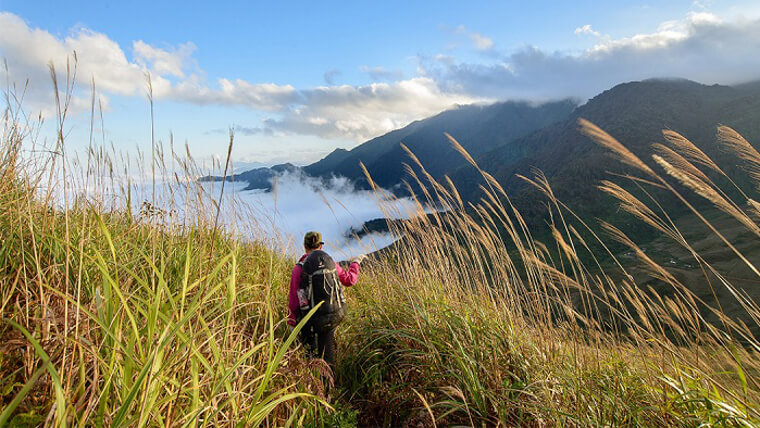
[2,64,760,426]
[334,124,760,425]
[0,68,328,426]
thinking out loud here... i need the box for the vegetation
[0,76,331,426]
[304,99,576,190]
[454,79,760,228]
[2,72,760,426]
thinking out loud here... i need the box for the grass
[0,161,330,426]
[2,66,760,426]
[1,71,330,426]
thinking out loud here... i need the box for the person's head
[303,231,324,253]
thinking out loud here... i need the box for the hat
[304,231,324,249]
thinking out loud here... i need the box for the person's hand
[350,254,367,265]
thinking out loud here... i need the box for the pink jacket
[287,253,359,326]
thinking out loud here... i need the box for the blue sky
[2,0,760,169]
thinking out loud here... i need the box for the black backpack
[297,250,347,331]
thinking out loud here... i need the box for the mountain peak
[303,99,577,188]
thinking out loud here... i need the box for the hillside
[447,79,760,224]
[199,162,298,191]
[4,87,760,426]
[304,99,578,188]
[204,99,575,191]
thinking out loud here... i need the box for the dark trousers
[301,326,337,371]
[301,326,337,395]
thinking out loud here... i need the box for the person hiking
[287,231,365,376]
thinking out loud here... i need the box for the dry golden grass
[3,63,760,426]
[343,125,760,425]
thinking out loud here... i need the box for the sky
[2,0,760,169]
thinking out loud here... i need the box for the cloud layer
[261,78,477,140]
[0,12,479,142]
[422,12,760,101]
[192,172,421,258]
[3,10,760,146]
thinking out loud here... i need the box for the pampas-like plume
[578,118,655,177]
[653,143,711,183]
[444,175,464,209]
[718,125,760,182]
[445,132,478,170]
[597,180,673,238]
[653,154,760,237]
[662,129,724,175]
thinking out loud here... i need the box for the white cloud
[0,12,299,115]
[165,76,479,141]
[587,12,723,54]
[423,12,760,100]
[0,12,145,114]
[574,24,601,37]
[170,78,299,111]
[1,11,479,143]
[133,40,196,78]
[469,32,494,51]
[264,77,482,141]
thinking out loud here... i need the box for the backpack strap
[297,251,313,266]
[310,268,336,276]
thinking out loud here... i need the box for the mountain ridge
[199,162,298,191]
[205,78,760,211]
[304,99,578,189]
[450,78,760,227]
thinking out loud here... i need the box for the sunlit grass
[328,118,760,426]
[2,63,760,426]
[0,68,330,427]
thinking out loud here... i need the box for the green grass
[2,72,760,426]
[0,186,331,426]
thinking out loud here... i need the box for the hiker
[287,231,365,374]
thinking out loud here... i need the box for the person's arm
[287,265,302,326]
[336,261,359,287]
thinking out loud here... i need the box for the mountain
[199,163,298,191]
[205,78,760,221]
[303,99,578,189]
[449,79,760,227]
[204,99,576,192]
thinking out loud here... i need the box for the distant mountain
[205,78,760,223]
[449,79,760,228]
[204,99,576,192]
[303,99,578,189]
[200,78,760,335]
[199,163,299,191]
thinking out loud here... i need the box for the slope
[452,79,760,226]
[304,99,577,189]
